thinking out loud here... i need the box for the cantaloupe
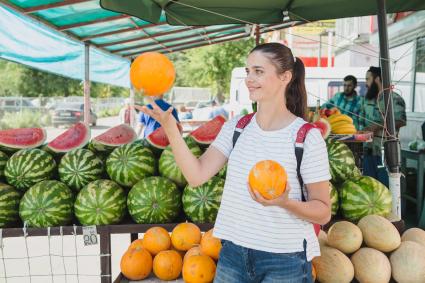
[351,248,391,283]
[390,241,425,283]
[357,215,400,252]
[327,221,362,254]
[312,246,354,283]
[401,227,425,248]
[318,230,328,247]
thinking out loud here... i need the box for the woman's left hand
[248,182,292,208]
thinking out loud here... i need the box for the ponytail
[285,57,307,120]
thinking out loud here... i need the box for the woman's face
[245,51,290,103]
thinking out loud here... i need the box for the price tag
[82,226,98,246]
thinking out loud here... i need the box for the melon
[313,118,331,139]
[357,215,400,252]
[312,246,354,283]
[401,228,425,247]
[351,248,391,283]
[327,221,363,254]
[90,124,137,153]
[46,122,90,153]
[144,123,183,156]
[390,241,425,283]
[0,128,46,152]
[190,115,226,147]
[318,230,328,247]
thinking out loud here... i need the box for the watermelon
[339,176,392,221]
[190,115,226,147]
[216,165,227,179]
[314,118,331,139]
[326,140,357,183]
[329,182,339,216]
[0,183,21,228]
[182,176,224,223]
[106,143,156,187]
[74,179,126,225]
[0,128,46,152]
[59,149,104,191]
[90,124,137,154]
[46,122,90,153]
[19,180,73,228]
[5,149,56,192]
[145,124,183,156]
[127,176,181,224]
[0,151,7,179]
[159,140,202,187]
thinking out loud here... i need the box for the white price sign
[82,226,98,246]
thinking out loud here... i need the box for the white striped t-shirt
[211,114,331,261]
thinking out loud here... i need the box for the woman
[141,43,331,283]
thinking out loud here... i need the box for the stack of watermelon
[0,115,227,228]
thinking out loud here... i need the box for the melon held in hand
[249,160,287,200]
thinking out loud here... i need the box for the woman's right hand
[138,99,177,131]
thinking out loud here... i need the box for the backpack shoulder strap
[295,123,317,202]
[232,113,255,147]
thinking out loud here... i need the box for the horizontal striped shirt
[211,115,331,261]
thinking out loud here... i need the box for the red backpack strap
[295,123,317,202]
[232,113,255,147]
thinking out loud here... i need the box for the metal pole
[377,0,401,218]
[327,30,333,67]
[84,43,91,126]
[318,34,322,67]
[129,58,136,129]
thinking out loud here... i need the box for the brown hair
[250,43,307,120]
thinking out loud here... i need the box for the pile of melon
[314,215,425,283]
[120,222,219,282]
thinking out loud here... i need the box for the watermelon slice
[145,124,183,155]
[90,124,137,153]
[0,128,46,152]
[46,122,90,153]
[313,118,331,139]
[190,115,226,146]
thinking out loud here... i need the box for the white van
[228,67,368,118]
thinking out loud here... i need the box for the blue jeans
[214,240,313,283]
[363,154,389,187]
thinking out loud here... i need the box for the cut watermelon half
[190,115,226,146]
[145,124,183,152]
[0,127,46,151]
[91,124,137,152]
[313,118,331,139]
[47,122,90,153]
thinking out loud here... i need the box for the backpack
[232,113,321,235]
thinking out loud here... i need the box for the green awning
[1,0,300,58]
[100,0,425,25]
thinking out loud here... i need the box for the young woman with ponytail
[140,43,331,282]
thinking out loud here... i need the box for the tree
[0,59,22,96]
[169,38,258,101]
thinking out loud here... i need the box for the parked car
[52,103,97,127]
[0,97,39,117]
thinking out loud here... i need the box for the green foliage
[97,106,121,118]
[0,110,51,129]
[0,59,129,98]
[169,38,258,100]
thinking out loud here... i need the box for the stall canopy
[0,0,300,87]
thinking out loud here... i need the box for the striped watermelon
[0,151,7,180]
[59,149,104,191]
[19,180,73,228]
[329,182,339,216]
[216,165,227,179]
[74,179,126,225]
[326,140,358,183]
[182,176,224,223]
[106,143,156,187]
[5,149,56,192]
[0,128,46,152]
[159,140,202,187]
[128,177,181,224]
[339,176,392,221]
[90,124,137,154]
[0,183,21,228]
